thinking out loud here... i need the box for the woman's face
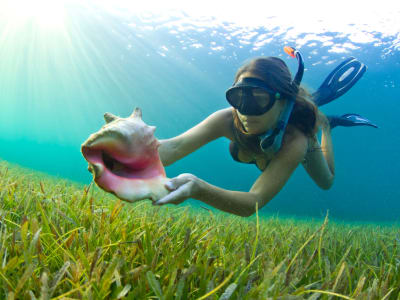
[236,72,285,135]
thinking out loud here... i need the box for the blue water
[1,3,399,223]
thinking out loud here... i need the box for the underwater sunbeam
[0,0,69,28]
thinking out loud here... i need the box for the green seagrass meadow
[0,161,399,299]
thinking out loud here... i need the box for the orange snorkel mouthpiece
[283,45,304,87]
[284,46,296,58]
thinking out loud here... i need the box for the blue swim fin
[312,57,367,107]
[327,114,378,129]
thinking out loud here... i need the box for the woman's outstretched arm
[155,128,308,217]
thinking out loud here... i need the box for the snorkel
[258,46,304,155]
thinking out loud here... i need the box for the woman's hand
[153,173,202,206]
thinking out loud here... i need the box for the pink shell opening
[82,146,165,180]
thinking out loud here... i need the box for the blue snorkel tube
[259,46,304,155]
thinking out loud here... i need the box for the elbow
[239,210,254,218]
[318,176,334,190]
[239,197,266,218]
[319,184,332,191]
[235,205,255,218]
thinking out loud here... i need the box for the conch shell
[81,107,169,202]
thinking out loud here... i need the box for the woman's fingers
[154,181,192,205]
[165,173,195,191]
[153,173,199,206]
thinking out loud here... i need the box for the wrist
[192,176,206,199]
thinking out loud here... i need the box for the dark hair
[232,57,317,155]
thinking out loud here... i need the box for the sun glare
[1,0,69,28]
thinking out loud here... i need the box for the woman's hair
[232,57,317,155]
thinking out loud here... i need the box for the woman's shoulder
[280,125,309,160]
[208,107,234,139]
[213,107,234,120]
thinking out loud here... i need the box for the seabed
[0,161,399,299]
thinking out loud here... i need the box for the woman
[153,54,335,217]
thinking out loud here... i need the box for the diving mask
[225,77,281,116]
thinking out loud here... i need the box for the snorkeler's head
[226,57,298,116]
[229,56,317,154]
